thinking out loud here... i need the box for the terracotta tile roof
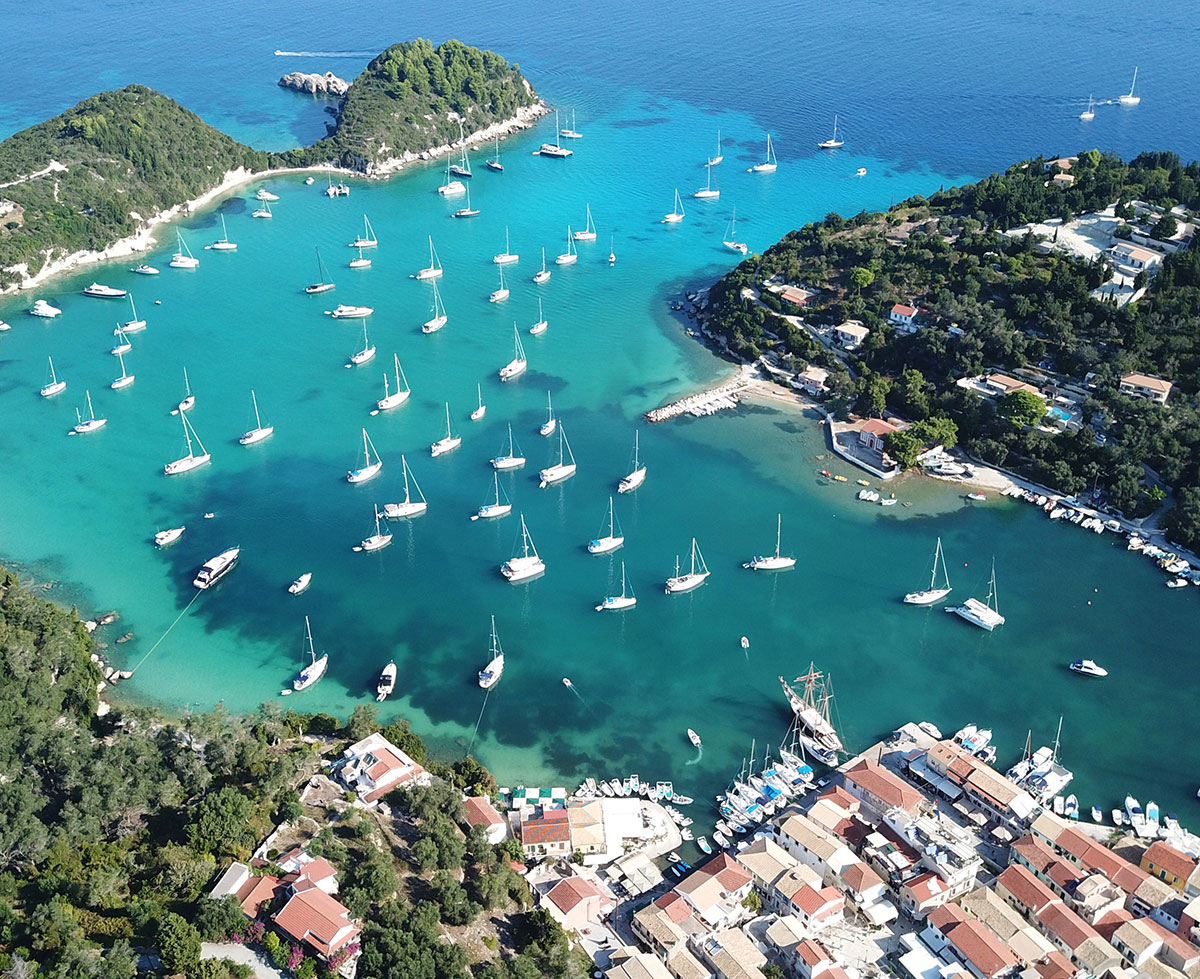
[798,939,830,966]
[947,918,1019,977]
[792,884,843,917]
[1144,841,1196,882]
[1038,901,1098,951]
[1092,908,1133,941]
[1032,950,1077,979]
[273,888,359,956]
[998,865,1058,914]
[818,785,861,810]
[700,852,752,893]
[655,890,694,924]
[908,872,951,905]
[1012,835,1060,875]
[892,304,918,317]
[1137,916,1200,962]
[235,874,281,918]
[845,758,925,813]
[1055,828,1148,892]
[547,876,603,915]
[929,902,970,931]
[522,811,572,846]
[464,795,503,828]
[840,861,884,895]
[860,419,898,437]
[1046,860,1082,891]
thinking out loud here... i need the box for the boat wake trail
[128,591,202,675]
[466,688,491,757]
[685,745,703,767]
[273,50,378,58]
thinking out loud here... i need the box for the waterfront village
[202,720,1200,979]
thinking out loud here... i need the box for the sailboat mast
[775,514,783,558]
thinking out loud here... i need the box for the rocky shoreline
[278,71,349,96]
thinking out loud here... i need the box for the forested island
[0,566,584,979]
[0,39,539,289]
[705,151,1200,549]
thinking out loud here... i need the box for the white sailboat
[539,391,557,436]
[208,214,237,251]
[555,227,578,265]
[618,430,646,493]
[437,160,466,197]
[694,166,720,200]
[40,356,66,397]
[539,424,577,486]
[376,354,411,411]
[498,325,527,380]
[349,214,378,248]
[662,189,685,223]
[748,133,778,172]
[817,115,844,149]
[722,208,748,254]
[305,248,335,293]
[492,424,525,470]
[529,297,548,335]
[1119,67,1140,105]
[110,329,132,355]
[707,130,724,167]
[430,402,462,456]
[665,538,710,593]
[493,226,519,265]
[357,505,393,552]
[163,412,211,474]
[449,122,473,177]
[239,389,274,445]
[501,515,546,582]
[122,294,147,333]
[539,109,574,157]
[346,428,383,483]
[489,264,510,303]
[413,236,444,280]
[530,248,550,285]
[573,204,597,241]
[587,496,625,554]
[472,472,512,520]
[175,367,195,414]
[71,390,106,434]
[485,135,504,172]
[422,279,448,333]
[904,537,952,604]
[348,320,376,366]
[384,455,428,518]
[744,514,796,571]
[478,616,505,689]
[946,558,1005,630]
[470,383,486,421]
[453,185,480,218]
[169,230,199,268]
[609,235,616,265]
[349,246,371,269]
[293,616,328,691]
[559,108,583,139]
[251,199,272,219]
[596,561,637,611]
[111,351,135,390]
[1080,96,1095,121]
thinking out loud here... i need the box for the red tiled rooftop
[892,304,918,316]
[947,919,1019,978]
[929,902,969,931]
[235,874,280,918]
[464,795,503,828]
[522,813,572,845]
[1092,908,1133,941]
[1144,841,1197,882]
[798,939,831,967]
[860,419,898,436]
[1012,835,1059,874]
[547,876,603,915]
[700,852,752,893]
[841,861,884,895]
[998,865,1057,913]
[1032,950,1076,979]
[655,890,693,924]
[792,884,843,917]
[1038,901,1098,951]
[273,888,358,956]
[845,758,925,813]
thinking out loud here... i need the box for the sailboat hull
[588,536,624,555]
[618,467,647,493]
[539,463,576,486]
[596,596,637,611]
[665,572,709,594]
[904,588,952,605]
[164,453,210,475]
[501,556,546,582]
[475,503,512,520]
[383,501,427,519]
[378,391,411,411]
[346,462,382,484]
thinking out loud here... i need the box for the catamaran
[470,384,486,421]
[539,110,574,157]
[122,294,146,333]
[422,279,448,333]
[453,186,480,218]
[175,367,195,414]
[722,208,747,254]
[946,558,1005,630]
[430,402,462,457]
[707,130,724,167]
[349,214,378,248]
[193,547,240,589]
[1119,67,1140,106]
[478,616,505,689]
[111,350,135,390]
[485,135,504,172]
[208,214,237,251]
[239,389,274,445]
[780,664,843,765]
[904,537,952,604]
[540,391,557,436]
[252,199,272,219]
[555,227,578,265]
[534,248,551,284]
[1080,95,1095,121]
[493,227,519,265]
[618,430,646,493]
[40,356,66,397]
[559,108,583,139]
[529,297,548,335]
[492,424,526,470]
[169,230,199,268]
[449,122,472,177]
[383,455,428,518]
[327,303,374,319]
[164,411,211,474]
[71,390,106,434]
[437,161,466,197]
[596,561,637,611]
[748,133,778,173]
[744,514,795,570]
[305,248,335,293]
[348,321,376,366]
[573,204,597,241]
[346,428,383,483]
[588,497,625,554]
[357,505,393,552]
[662,189,685,223]
[694,166,720,200]
[376,661,397,701]
[501,515,546,582]
[817,115,844,149]
[414,236,444,280]
[293,616,328,691]
[489,265,510,303]
[472,472,512,521]
[498,326,527,381]
[376,354,411,411]
[539,424,577,486]
[665,538,710,593]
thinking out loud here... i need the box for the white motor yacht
[155,526,186,547]
[83,282,127,298]
[1069,659,1108,677]
[29,299,62,318]
[327,304,374,319]
[376,661,397,701]
[193,547,240,589]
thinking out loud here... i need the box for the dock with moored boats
[644,376,750,423]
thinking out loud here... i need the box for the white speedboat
[40,356,66,398]
[169,231,199,268]
[587,497,625,554]
[71,390,107,434]
[327,304,374,319]
[349,214,378,248]
[288,573,312,595]
[493,226,519,265]
[539,424,577,486]
[383,455,427,518]
[478,616,505,689]
[492,424,525,470]
[573,203,597,241]
[748,132,778,172]
[743,513,796,571]
[472,472,512,521]
[665,538,710,593]
[489,264,510,303]
[376,661,397,701]
[413,236,444,280]
[348,321,376,366]
[430,402,462,457]
[540,391,557,437]
[154,526,185,547]
[501,515,546,582]
[1070,659,1108,677]
[131,264,159,275]
[533,247,551,284]
[83,282,127,298]
[498,325,526,380]
[293,616,328,691]
[555,227,578,265]
[238,389,274,445]
[29,299,62,318]
[662,189,685,224]
[688,729,702,747]
[618,430,646,493]
[904,537,952,604]
[422,279,448,333]
[946,559,1005,630]
[817,115,844,149]
[164,412,210,474]
[193,547,240,589]
[596,561,637,611]
[376,354,411,411]
[207,215,237,251]
[305,248,335,294]
[347,428,383,483]
[357,506,393,552]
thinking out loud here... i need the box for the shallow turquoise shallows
[4,0,1200,830]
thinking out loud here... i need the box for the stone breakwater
[278,71,349,96]
[644,376,750,423]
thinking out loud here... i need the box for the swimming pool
[1047,406,1073,421]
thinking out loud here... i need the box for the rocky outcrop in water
[278,71,349,96]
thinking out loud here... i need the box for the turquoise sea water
[3,1,1200,831]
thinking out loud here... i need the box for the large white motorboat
[540,391,557,437]
[83,282,127,298]
[430,402,462,457]
[327,304,374,319]
[164,412,210,474]
[207,214,237,251]
[349,214,378,248]
[376,661,397,701]
[154,526,185,547]
[377,354,411,411]
[472,472,512,521]
[28,298,62,317]
[422,279,448,333]
[238,389,274,445]
[662,189,685,224]
[131,264,159,275]
[71,390,107,434]
[573,203,597,241]
[596,561,637,611]
[555,227,578,265]
[588,497,625,554]
[346,428,383,483]
[492,424,526,470]
[539,424,577,486]
[744,514,796,570]
[293,616,328,691]
[169,231,199,268]
[383,455,428,518]
[498,325,527,380]
[478,616,505,689]
[414,236,444,280]
[946,559,1005,630]
[817,115,844,149]
[904,536,953,604]
[618,430,646,493]
[501,515,546,582]
[348,321,376,366]
[665,538,710,593]
[255,188,279,202]
[748,132,778,172]
[1118,67,1141,106]
[111,350,135,390]
[357,506,393,552]
[489,264,510,303]
[1070,659,1108,677]
[288,573,312,595]
[533,248,551,284]
[305,248,335,294]
[193,547,240,589]
[779,664,843,765]
[40,356,66,397]
[494,226,519,265]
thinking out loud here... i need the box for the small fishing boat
[376,661,397,701]
[688,729,702,747]
[1091,806,1103,823]
[696,837,712,855]
[288,573,312,595]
